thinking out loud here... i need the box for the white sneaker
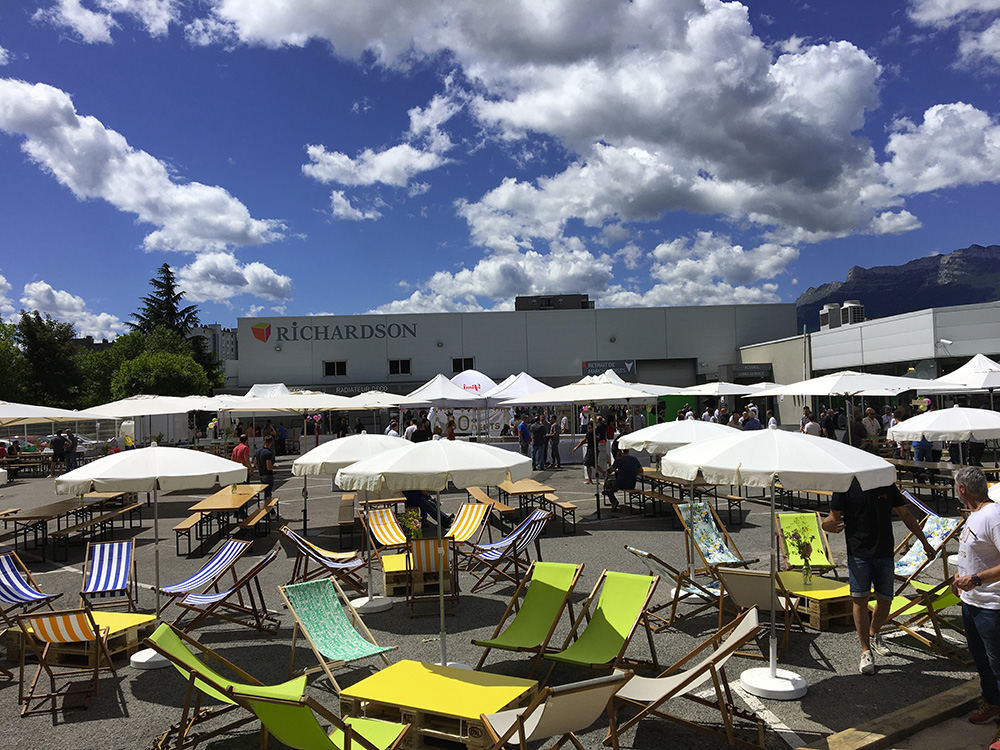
[859,650,875,675]
[870,633,891,657]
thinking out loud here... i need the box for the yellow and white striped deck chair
[445,502,493,568]
[15,608,115,716]
[407,537,459,618]
[362,508,408,560]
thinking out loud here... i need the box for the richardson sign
[250,320,418,344]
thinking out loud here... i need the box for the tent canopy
[399,374,486,407]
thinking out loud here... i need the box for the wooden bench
[0,507,20,529]
[51,502,142,560]
[338,493,356,549]
[540,493,576,534]
[173,513,203,555]
[238,497,280,536]
[467,486,517,532]
[632,490,681,524]
[722,495,744,525]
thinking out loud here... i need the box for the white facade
[230,304,797,393]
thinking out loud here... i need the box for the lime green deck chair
[543,570,659,679]
[145,622,307,750]
[775,511,839,578]
[278,576,395,691]
[876,580,970,665]
[473,561,583,675]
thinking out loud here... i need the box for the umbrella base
[131,647,170,670]
[740,667,807,700]
[350,595,393,614]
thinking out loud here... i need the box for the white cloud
[329,191,381,221]
[304,143,450,188]
[0,272,15,321]
[871,210,922,234]
[33,0,178,43]
[175,252,293,303]
[907,0,1000,27]
[958,18,1000,64]
[19,280,125,339]
[0,78,285,252]
[0,45,10,66]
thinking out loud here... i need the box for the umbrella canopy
[0,399,102,427]
[482,372,552,406]
[244,383,291,398]
[344,390,410,409]
[752,370,932,398]
[578,370,683,395]
[87,394,238,418]
[54,445,248,495]
[660,428,895,492]
[293,434,411,477]
[677,381,760,397]
[219,391,355,414]
[617,420,734,455]
[399,374,486,407]
[887,406,1000,442]
[501,381,660,407]
[336,440,531,493]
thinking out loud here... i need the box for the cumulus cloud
[907,0,1000,27]
[33,0,178,43]
[19,280,125,339]
[0,272,15,321]
[0,45,10,66]
[329,191,381,221]
[958,18,1000,64]
[0,78,285,252]
[175,252,293,303]
[871,210,922,234]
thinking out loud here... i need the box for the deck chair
[716,567,804,659]
[174,545,281,633]
[775,512,838,578]
[624,545,731,631]
[473,561,583,674]
[444,502,493,567]
[279,525,366,594]
[607,608,765,750]
[79,539,138,611]
[155,538,252,615]
[278,577,395,691]
[480,672,630,750]
[146,622,308,750]
[675,502,755,577]
[0,551,61,625]
[15,608,115,716]
[468,509,552,593]
[406,537,459,617]
[544,570,659,678]
[876,580,970,665]
[362,508,409,560]
[893,515,963,591]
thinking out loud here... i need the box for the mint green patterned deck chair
[893,515,963,593]
[675,502,754,578]
[278,576,395,692]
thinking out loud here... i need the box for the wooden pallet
[384,568,453,598]
[796,595,853,630]
[7,612,157,668]
[340,697,494,750]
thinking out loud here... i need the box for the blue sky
[2,0,1000,340]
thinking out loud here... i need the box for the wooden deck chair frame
[774,511,839,578]
[544,570,660,680]
[468,509,552,594]
[480,672,631,750]
[473,561,583,675]
[155,538,253,616]
[674,502,755,578]
[716,567,804,659]
[145,622,307,750]
[15,607,116,716]
[444,502,493,568]
[361,507,409,561]
[0,550,62,626]
[174,545,281,633]
[277,576,395,692]
[892,514,964,594]
[406,537,459,618]
[79,539,139,611]
[876,580,971,665]
[605,608,766,750]
[278,525,366,594]
[624,545,735,631]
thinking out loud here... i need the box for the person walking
[530,416,548,471]
[547,414,562,468]
[255,435,277,501]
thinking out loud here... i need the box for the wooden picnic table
[496,478,555,515]
[3,493,120,559]
[188,483,269,539]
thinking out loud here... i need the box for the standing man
[530,416,548,471]
[742,410,762,430]
[823,480,934,674]
[255,435,277,501]
[862,408,882,438]
[64,430,80,472]
[952,467,1000,731]
[49,431,67,476]
[595,416,609,477]
[517,415,530,456]
[277,422,287,455]
[547,414,562,468]
[232,434,252,476]
[821,408,838,440]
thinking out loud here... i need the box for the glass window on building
[452,357,474,373]
[323,361,347,377]
[389,359,411,375]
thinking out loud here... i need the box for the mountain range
[795,243,1000,332]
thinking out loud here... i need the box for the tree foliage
[0,322,28,402]
[14,311,81,407]
[111,351,210,399]
[129,263,200,335]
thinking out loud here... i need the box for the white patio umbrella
[888,405,1000,446]
[677,381,760,397]
[86,394,240,418]
[0,399,103,427]
[55,444,247,668]
[293,434,412,612]
[660,427,895,701]
[337,440,531,667]
[617,419,734,455]
[346,391,410,409]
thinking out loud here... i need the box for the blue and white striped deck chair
[154,538,252,615]
[624,546,723,631]
[0,551,61,626]
[279,525,366,594]
[469,509,552,593]
[80,540,138,611]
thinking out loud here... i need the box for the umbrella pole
[153,487,161,615]
[302,475,309,535]
[436,491,447,667]
[688,482,696,580]
[769,479,778,679]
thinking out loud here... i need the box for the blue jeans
[531,443,545,471]
[846,555,894,600]
[963,602,1000,705]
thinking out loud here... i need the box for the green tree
[0,322,29,402]
[111,351,210,398]
[129,263,200,335]
[15,311,81,407]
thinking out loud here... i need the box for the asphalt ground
[0,452,980,750]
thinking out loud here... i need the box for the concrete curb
[798,678,979,750]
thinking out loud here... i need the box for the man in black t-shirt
[49,432,67,476]
[820,408,838,439]
[824,480,934,674]
[604,448,643,511]
[530,417,548,471]
[255,435,277,500]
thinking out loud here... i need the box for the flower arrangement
[784,529,815,583]
[399,509,423,539]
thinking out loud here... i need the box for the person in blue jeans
[824,480,934,675]
[530,416,548,471]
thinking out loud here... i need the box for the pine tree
[129,263,200,335]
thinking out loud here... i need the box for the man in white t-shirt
[953,466,1000,732]
[701,407,712,422]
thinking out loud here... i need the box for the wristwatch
[972,573,983,587]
